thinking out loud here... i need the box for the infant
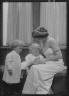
[21,43,46,70]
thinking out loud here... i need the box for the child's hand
[34,57,40,64]
[40,60,46,64]
[8,70,12,75]
[34,58,46,64]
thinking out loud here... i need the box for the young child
[21,43,46,70]
[2,39,24,95]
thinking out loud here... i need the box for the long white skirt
[22,59,67,94]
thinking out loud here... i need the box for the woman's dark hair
[32,27,49,38]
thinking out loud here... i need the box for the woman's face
[33,38,47,44]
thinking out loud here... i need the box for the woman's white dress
[22,48,67,94]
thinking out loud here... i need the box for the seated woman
[22,27,67,94]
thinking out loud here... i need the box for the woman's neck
[42,37,49,46]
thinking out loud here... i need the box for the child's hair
[7,39,24,49]
[29,43,41,53]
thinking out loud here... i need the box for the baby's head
[29,43,41,56]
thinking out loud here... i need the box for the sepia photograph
[0,1,68,96]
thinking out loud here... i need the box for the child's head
[29,43,41,56]
[10,39,24,53]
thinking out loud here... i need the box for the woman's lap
[31,60,66,79]
[22,60,66,94]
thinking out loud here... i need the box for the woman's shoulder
[44,37,55,47]
[47,37,55,42]
[47,37,60,51]
[47,37,58,46]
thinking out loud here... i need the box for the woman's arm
[45,49,62,62]
[45,38,62,62]
[33,56,46,64]
[37,59,46,64]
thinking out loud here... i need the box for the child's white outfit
[2,50,21,83]
[21,54,45,70]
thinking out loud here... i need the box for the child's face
[15,46,23,53]
[30,47,40,56]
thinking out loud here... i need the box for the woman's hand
[39,58,46,64]
[34,57,41,64]
[34,57,46,64]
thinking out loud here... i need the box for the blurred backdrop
[3,2,67,48]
